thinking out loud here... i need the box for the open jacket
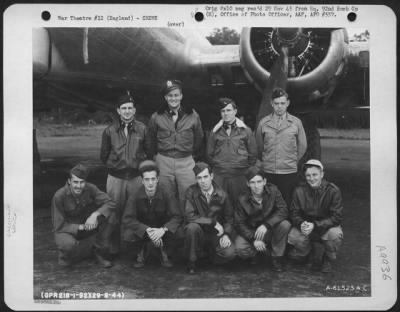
[51,183,116,236]
[290,180,343,235]
[207,118,257,171]
[234,183,289,242]
[145,105,204,159]
[184,181,234,237]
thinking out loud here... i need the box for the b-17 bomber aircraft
[33,27,369,161]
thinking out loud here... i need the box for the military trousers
[155,153,196,217]
[106,174,142,254]
[287,226,344,260]
[54,221,113,264]
[235,220,291,259]
[212,168,248,204]
[184,223,236,263]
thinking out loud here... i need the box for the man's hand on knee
[253,240,267,252]
[219,234,231,248]
[84,211,100,230]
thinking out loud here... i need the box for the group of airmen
[51,79,344,275]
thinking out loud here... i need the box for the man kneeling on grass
[51,164,116,268]
[121,160,183,268]
[234,166,291,272]
[287,159,344,273]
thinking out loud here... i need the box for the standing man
[184,162,236,274]
[100,94,147,254]
[51,164,116,268]
[121,160,183,268]
[207,97,257,204]
[288,159,344,273]
[256,87,307,206]
[234,166,291,272]
[146,80,204,213]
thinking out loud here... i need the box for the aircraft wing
[33,27,368,114]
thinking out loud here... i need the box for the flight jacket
[100,119,147,179]
[290,180,343,235]
[207,118,257,172]
[234,183,289,242]
[121,185,183,242]
[184,181,234,237]
[145,104,204,159]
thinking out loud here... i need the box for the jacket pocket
[157,129,171,139]
[178,129,194,150]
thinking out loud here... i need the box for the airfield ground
[33,125,370,299]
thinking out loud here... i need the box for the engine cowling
[240,27,348,100]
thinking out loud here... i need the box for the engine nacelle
[33,28,67,77]
[240,27,348,102]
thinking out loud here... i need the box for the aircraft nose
[276,28,301,44]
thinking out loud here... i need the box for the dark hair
[139,165,160,178]
[193,162,213,176]
[303,164,323,174]
[245,166,265,182]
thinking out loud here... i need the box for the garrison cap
[116,94,135,108]
[303,159,324,171]
[162,79,182,95]
[218,97,237,110]
[193,162,211,176]
[271,87,289,100]
[70,163,89,180]
[245,166,264,182]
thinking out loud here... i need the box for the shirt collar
[201,185,214,198]
[168,106,181,116]
[117,119,135,132]
[272,112,288,121]
[212,117,247,133]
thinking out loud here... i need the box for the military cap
[245,166,264,182]
[162,79,182,95]
[116,94,135,108]
[271,87,289,100]
[218,97,237,110]
[193,162,211,176]
[303,159,324,171]
[70,163,89,180]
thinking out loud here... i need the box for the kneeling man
[288,159,344,273]
[184,162,236,274]
[234,166,291,272]
[51,164,116,268]
[121,160,183,268]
